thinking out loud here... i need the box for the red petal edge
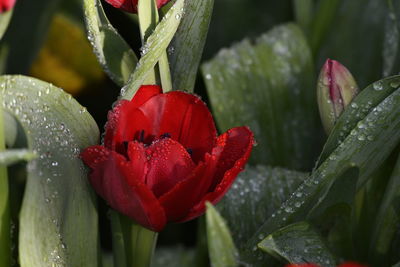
[82,145,167,231]
[177,126,254,222]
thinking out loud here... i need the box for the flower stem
[137,0,173,91]
[0,96,10,267]
[138,0,159,85]
[110,210,128,267]
[128,223,158,267]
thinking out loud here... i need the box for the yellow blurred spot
[30,14,104,96]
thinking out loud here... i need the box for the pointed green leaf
[121,0,185,100]
[169,0,214,92]
[0,149,36,166]
[246,76,400,251]
[206,202,238,267]
[1,75,100,266]
[202,23,323,169]
[258,221,336,266]
[83,0,138,86]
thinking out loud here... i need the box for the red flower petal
[0,0,15,12]
[138,91,217,163]
[105,103,152,152]
[159,146,223,222]
[178,126,254,222]
[126,141,148,184]
[130,85,162,109]
[82,146,167,231]
[145,138,196,197]
[105,0,170,13]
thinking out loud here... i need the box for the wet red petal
[138,91,217,163]
[178,127,254,222]
[126,141,148,184]
[145,138,196,197]
[84,147,166,231]
[105,102,152,152]
[159,146,222,222]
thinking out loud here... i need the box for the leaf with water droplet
[318,75,400,166]
[258,221,336,267]
[206,202,238,267]
[121,0,185,100]
[83,0,138,86]
[169,0,214,92]
[1,75,100,267]
[217,165,307,265]
[202,23,323,169]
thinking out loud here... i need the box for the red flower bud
[0,0,15,12]
[317,59,359,133]
[81,85,254,232]
[105,0,170,13]
[337,262,368,267]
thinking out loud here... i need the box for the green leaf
[121,0,185,100]
[0,149,36,166]
[151,246,196,267]
[0,0,62,74]
[369,151,400,265]
[258,221,336,266]
[217,165,307,266]
[318,76,400,166]
[1,75,100,266]
[202,23,323,169]
[83,0,138,86]
[246,76,400,251]
[0,9,13,41]
[206,202,238,267]
[168,0,214,92]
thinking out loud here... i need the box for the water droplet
[373,81,383,91]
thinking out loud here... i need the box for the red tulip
[105,0,170,13]
[0,0,15,12]
[81,85,254,231]
[337,263,368,267]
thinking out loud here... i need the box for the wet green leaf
[258,221,336,266]
[217,165,307,266]
[1,75,100,266]
[202,23,323,169]
[169,0,214,92]
[246,76,400,254]
[383,0,400,77]
[121,0,185,100]
[83,0,138,86]
[206,203,238,267]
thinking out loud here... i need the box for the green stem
[129,223,158,267]
[137,0,173,92]
[110,210,128,267]
[0,95,10,267]
[138,0,159,85]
